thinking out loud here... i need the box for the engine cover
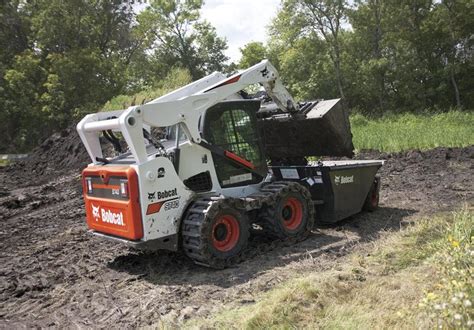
[82,166,143,240]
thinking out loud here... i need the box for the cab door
[202,100,267,188]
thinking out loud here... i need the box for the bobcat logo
[148,192,156,201]
[92,204,100,220]
[334,175,354,185]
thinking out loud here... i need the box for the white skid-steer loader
[77,60,383,268]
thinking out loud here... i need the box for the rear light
[86,178,93,193]
[120,180,129,198]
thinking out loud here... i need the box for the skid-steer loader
[77,60,383,268]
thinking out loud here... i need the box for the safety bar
[83,118,121,132]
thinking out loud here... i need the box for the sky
[201,0,281,63]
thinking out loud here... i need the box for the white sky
[201,0,281,63]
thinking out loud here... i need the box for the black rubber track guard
[181,182,315,269]
[257,182,314,239]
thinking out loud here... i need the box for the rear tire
[259,182,314,239]
[182,198,249,269]
[363,175,380,212]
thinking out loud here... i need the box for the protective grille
[210,109,261,165]
[203,101,266,188]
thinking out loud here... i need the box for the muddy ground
[0,138,472,327]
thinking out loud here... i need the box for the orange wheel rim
[282,197,303,230]
[212,215,240,252]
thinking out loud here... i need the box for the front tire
[259,182,314,239]
[182,198,249,268]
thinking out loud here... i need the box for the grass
[420,208,474,328]
[351,110,474,152]
[185,207,473,329]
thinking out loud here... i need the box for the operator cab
[201,99,267,188]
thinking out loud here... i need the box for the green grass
[185,207,473,329]
[351,111,474,152]
[420,208,474,328]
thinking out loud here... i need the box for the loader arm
[200,60,299,113]
[78,60,299,165]
[136,60,298,157]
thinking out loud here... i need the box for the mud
[0,145,473,327]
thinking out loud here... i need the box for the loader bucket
[259,99,354,159]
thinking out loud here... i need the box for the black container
[270,160,383,223]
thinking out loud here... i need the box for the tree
[0,1,32,152]
[422,0,474,108]
[348,0,389,112]
[239,42,267,68]
[2,52,47,152]
[0,0,140,152]
[267,0,342,101]
[136,0,229,80]
[0,1,29,70]
[296,0,348,100]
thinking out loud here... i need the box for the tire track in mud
[0,146,473,327]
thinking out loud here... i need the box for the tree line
[0,0,228,152]
[1,0,472,153]
[242,0,472,114]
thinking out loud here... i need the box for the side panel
[325,166,379,221]
[177,142,264,196]
[135,157,194,242]
[177,142,220,191]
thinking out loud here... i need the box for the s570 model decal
[146,196,179,215]
[91,204,125,226]
[164,199,179,211]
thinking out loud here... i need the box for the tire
[182,198,249,268]
[259,182,314,239]
[363,175,380,212]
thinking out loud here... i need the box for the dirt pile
[2,126,89,187]
[360,146,474,212]
[0,146,472,327]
